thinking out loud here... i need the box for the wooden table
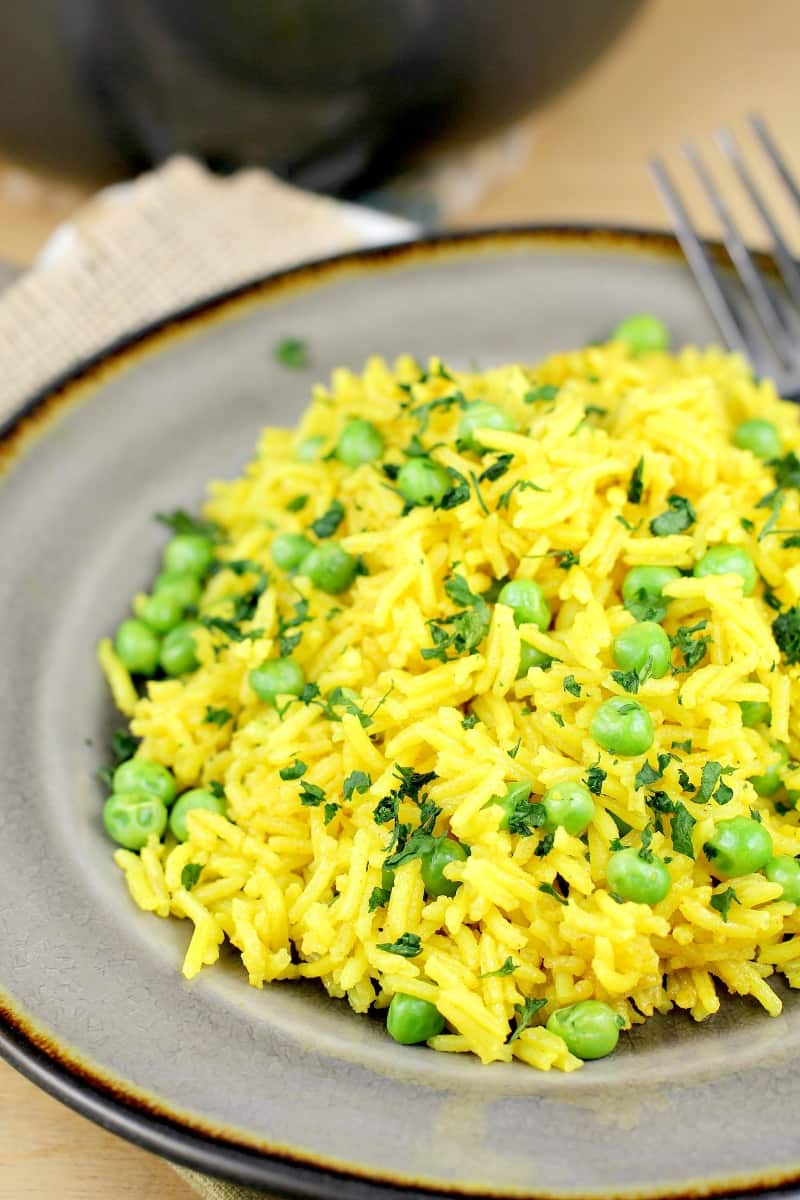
[2,0,799,1195]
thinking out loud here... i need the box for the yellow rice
[102,340,800,1071]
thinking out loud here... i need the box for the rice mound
[103,341,800,1071]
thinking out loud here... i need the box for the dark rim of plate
[0,224,794,1200]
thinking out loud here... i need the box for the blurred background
[0,0,797,265]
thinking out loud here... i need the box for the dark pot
[0,0,642,194]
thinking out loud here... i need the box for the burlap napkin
[0,155,412,417]
[0,155,412,1199]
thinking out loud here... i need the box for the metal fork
[650,114,800,399]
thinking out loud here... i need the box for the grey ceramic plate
[1,228,799,1200]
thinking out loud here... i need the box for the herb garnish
[710,886,739,922]
[299,780,326,807]
[563,675,581,697]
[279,759,307,781]
[286,494,309,512]
[627,457,645,504]
[670,801,696,858]
[584,766,607,795]
[155,509,218,540]
[377,932,422,958]
[368,887,391,912]
[507,997,547,1042]
[343,771,371,801]
[497,479,547,511]
[480,957,519,978]
[181,863,203,891]
[479,453,514,482]
[274,337,308,369]
[772,605,800,665]
[204,705,233,727]
[524,385,559,404]
[539,882,567,905]
[310,500,345,539]
[671,620,711,673]
[422,574,490,663]
[649,495,696,536]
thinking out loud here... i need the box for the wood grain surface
[1,0,799,1196]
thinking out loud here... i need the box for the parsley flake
[670,801,696,858]
[181,863,203,891]
[649,495,697,537]
[773,606,800,665]
[343,771,371,802]
[285,494,309,513]
[274,337,308,369]
[299,780,325,807]
[524,385,559,404]
[310,500,345,539]
[563,675,581,697]
[155,509,218,540]
[671,620,711,673]
[377,932,422,958]
[479,453,514,483]
[204,705,233,727]
[584,766,607,795]
[538,883,567,905]
[508,997,547,1042]
[480,957,519,979]
[279,759,307,781]
[368,886,391,912]
[710,886,739,922]
[627,457,645,504]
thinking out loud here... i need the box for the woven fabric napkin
[0,155,412,1199]
[0,155,412,417]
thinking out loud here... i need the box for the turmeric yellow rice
[99,326,800,1071]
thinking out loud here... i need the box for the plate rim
[3,221,795,1200]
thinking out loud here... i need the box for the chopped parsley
[550,712,565,728]
[773,605,800,665]
[279,758,307,781]
[678,768,694,793]
[204,705,233,727]
[180,863,203,891]
[468,471,490,515]
[112,728,139,764]
[299,780,326,807]
[201,616,264,643]
[634,760,662,789]
[697,761,733,802]
[377,932,422,958]
[508,997,547,1042]
[461,713,479,730]
[627,457,645,504]
[672,738,693,753]
[209,781,226,800]
[563,674,581,697]
[538,883,567,905]
[434,468,471,511]
[671,620,711,673]
[670,801,696,858]
[343,770,371,802]
[535,831,555,857]
[584,766,607,795]
[422,574,490,663]
[497,479,547,511]
[524,385,559,404]
[710,886,739,922]
[740,517,755,533]
[310,499,345,539]
[480,957,519,978]
[368,886,391,912]
[715,779,733,805]
[274,337,308,369]
[782,534,800,549]
[324,802,340,824]
[479,453,514,482]
[507,797,547,837]
[611,668,643,694]
[155,508,218,540]
[649,495,697,536]
[277,596,311,657]
[284,497,309,518]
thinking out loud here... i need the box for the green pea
[765,855,800,904]
[103,790,168,850]
[270,532,314,571]
[420,836,469,898]
[296,435,326,462]
[458,400,517,451]
[606,847,671,904]
[517,640,550,678]
[694,545,757,596]
[546,1000,622,1060]
[611,621,671,679]
[112,759,176,806]
[739,700,772,729]
[542,781,595,836]
[250,657,305,705]
[749,742,789,797]
[300,542,358,594]
[396,457,452,507]
[733,418,781,460]
[621,565,681,622]
[386,994,445,1045]
[497,579,550,631]
[115,618,161,676]
[591,697,654,756]
[140,590,185,635]
[159,622,199,677]
[612,313,670,354]
[169,788,227,842]
[704,817,773,878]
[153,570,202,610]
[163,534,215,578]
[336,418,385,466]
[489,781,533,830]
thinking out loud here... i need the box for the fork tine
[750,113,800,214]
[715,126,800,312]
[648,156,751,357]
[684,141,795,365]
